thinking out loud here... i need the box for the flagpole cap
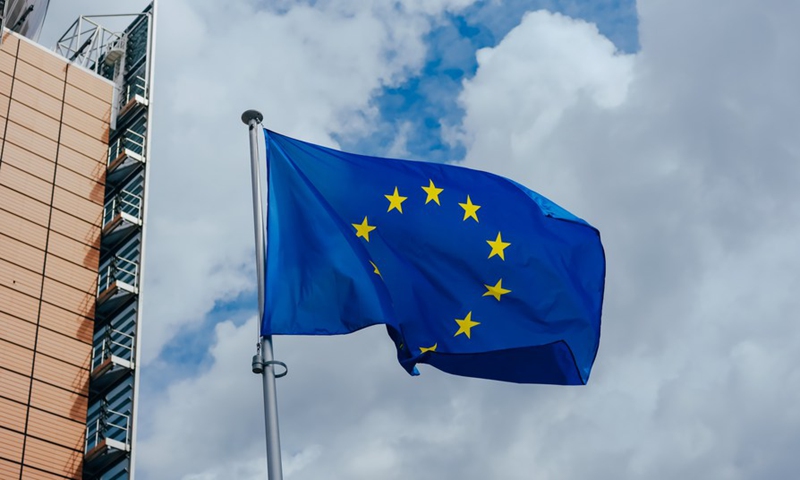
[241,109,264,125]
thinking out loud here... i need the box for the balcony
[85,408,131,473]
[90,328,135,393]
[118,75,148,118]
[102,190,143,246]
[97,257,139,314]
[107,129,145,184]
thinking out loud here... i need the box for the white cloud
[454,10,635,198]
[141,0,800,476]
[135,318,265,478]
[452,1,800,479]
[136,315,494,479]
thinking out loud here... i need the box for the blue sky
[339,0,639,162]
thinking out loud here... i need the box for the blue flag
[263,130,605,385]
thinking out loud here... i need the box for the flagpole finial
[241,109,264,125]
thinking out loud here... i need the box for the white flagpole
[242,110,285,480]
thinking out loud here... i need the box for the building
[0,2,155,479]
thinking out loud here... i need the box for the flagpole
[242,109,285,480]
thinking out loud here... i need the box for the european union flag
[263,130,605,385]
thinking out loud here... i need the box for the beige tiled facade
[0,29,114,480]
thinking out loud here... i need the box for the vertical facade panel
[0,396,28,433]
[0,285,40,324]
[0,208,49,250]
[2,141,57,183]
[45,231,100,271]
[17,42,68,79]
[61,104,109,143]
[41,278,96,319]
[64,85,112,122]
[32,354,88,395]
[0,311,37,350]
[0,162,54,204]
[0,51,16,75]
[22,465,76,479]
[56,146,105,181]
[38,302,93,345]
[0,458,21,478]
[1,30,21,51]
[8,79,63,119]
[4,120,59,161]
[0,257,44,298]
[0,427,25,463]
[7,100,62,141]
[35,327,91,371]
[54,165,104,205]
[0,368,31,404]
[21,437,82,479]
[52,188,103,226]
[12,60,64,101]
[0,338,34,377]
[0,186,51,227]
[58,125,107,163]
[65,66,114,102]
[0,232,46,273]
[44,255,97,294]
[48,209,101,248]
[30,379,88,423]
[26,408,86,451]
[0,91,9,117]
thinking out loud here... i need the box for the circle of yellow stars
[350,179,513,355]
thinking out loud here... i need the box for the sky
[37,0,800,478]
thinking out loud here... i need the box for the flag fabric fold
[263,129,605,385]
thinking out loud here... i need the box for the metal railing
[55,16,125,73]
[120,75,147,109]
[98,256,139,295]
[91,328,135,372]
[102,190,143,229]
[107,129,146,165]
[86,407,130,453]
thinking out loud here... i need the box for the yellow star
[421,179,444,205]
[352,216,376,242]
[458,195,481,222]
[483,279,511,301]
[419,343,438,353]
[369,260,382,277]
[454,311,480,339]
[385,187,408,213]
[487,232,510,260]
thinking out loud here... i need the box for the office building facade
[0,2,155,478]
